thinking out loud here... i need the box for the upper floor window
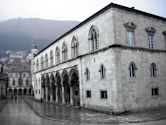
[150,63,157,77]
[55,47,60,64]
[145,27,156,49]
[85,68,90,81]
[99,64,106,79]
[50,50,53,67]
[12,79,15,85]
[36,59,39,71]
[71,36,78,58]
[129,62,137,78]
[124,22,136,46]
[41,56,44,70]
[62,42,68,62]
[88,25,99,52]
[45,54,48,68]
[26,78,29,85]
[163,31,166,50]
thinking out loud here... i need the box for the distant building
[6,64,32,96]
[0,63,8,99]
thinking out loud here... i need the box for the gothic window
[71,36,78,58]
[150,63,157,77]
[55,47,60,64]
[124,22,136,46]
[145,27,156,49]
[129,62,137,78]
[50,50,53,67]
[88,25,99,52]
[99,64,106,79]
[45,54,48,68]
[62,42,68,62]
[85,68,90,81]
[100,90,107,99]
[41,56,44,70]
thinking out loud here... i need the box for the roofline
[35,3,166,57]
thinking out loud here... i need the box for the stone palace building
[7,64,32,97]
[32,3,166,113]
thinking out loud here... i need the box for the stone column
[45,86,48,102]
[22,89,24,96]
[70,86,73,105]
[50,86,53,103]
[41,87,44,100]
[62,85,65,104]
[55,87,58,103]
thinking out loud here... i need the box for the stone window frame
[150,63,157,78]
[129,62,137,78]
[151,87,159,96]
[163,31,166,50]
[88,25,99,52]
[71,36,79,58]
[62,42,68,62]
[84,68,90,81]
[36,58,39,71]
[86,90,91,98]
[99,64,106,79]
[55,47,60,64]
[145,27,156,49]
[45,53,48,68]
[50,50,54,67]
[100,90,108,99]
[124,22,136,47]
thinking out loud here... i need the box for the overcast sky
[0,0,165,21]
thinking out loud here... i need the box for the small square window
[100,91,107,99]
[75,91,78,96]
[86,90,91,98]
[152,88,159,96]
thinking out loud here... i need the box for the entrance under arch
[18,89,22,96]
[14,89,17,95]
[70,70,80,106]
[23,89,26,95]
[56,73,62,103]
[63,73,70,105]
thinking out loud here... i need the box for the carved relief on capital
[124,22,136,30]
[145,27,156,34]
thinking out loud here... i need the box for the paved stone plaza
[0,97,166,125]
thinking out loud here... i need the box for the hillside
[0,18,79,52]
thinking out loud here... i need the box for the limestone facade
[32,3,166,112]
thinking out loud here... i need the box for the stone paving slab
[24,97,166,124]
[0,99,7,112]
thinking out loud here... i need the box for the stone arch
[70,67,80,106]
[62,70,70,104]
[55,71,62,103]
